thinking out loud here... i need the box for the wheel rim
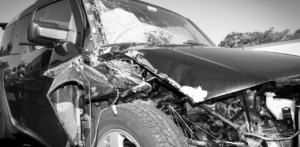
[97,129,141,147]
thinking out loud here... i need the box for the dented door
[16,0,80,146]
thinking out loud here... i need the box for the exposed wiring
[167,105,199,140]
[91,107,109,147]
[112,89,120,104]
[243,131,300,141]
[112,89,120,115]
[183,117,219,141]
[167,105,224,142]
[77,65,92,147]
[91,89,119,147]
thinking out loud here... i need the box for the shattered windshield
[84,0,213,46]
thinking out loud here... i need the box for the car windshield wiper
[102,42,153,48]
[183,42,206,46]
[181,39,207,46]
[158,40,207,46]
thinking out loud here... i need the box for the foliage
[292,29,300,40]
[218,28,300,48]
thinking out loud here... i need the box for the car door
[17,1,79,146]
[1,20,18,125]
[3,12,32,125]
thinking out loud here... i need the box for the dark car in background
[1,0,300,147]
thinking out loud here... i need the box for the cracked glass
[83,0,213,47]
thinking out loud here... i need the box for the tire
[94,103,188,147]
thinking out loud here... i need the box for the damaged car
[1,0,300,147]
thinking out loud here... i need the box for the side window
[0,22,16,56]
[11,14,32,55]
[34,1,77,44]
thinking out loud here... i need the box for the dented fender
[47,62,117,101]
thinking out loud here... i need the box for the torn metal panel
[80,0,300,101]
[50,85,78,142]
[82,0,107,50]
[47,61,117,100]
[79,0,211,103]
[44,2,213,144]
[46,60,117,145]
[121,51,208,103]
[44,52,160,144]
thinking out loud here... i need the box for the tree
[291,29,300,40]
[218,28,298,48]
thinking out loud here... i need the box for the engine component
[265,92,296,123]
[257,116,295,147]
[243,90,261,126]
[227,100,245,125]
[199,104,240,130]
[215,102,227,117]
[207,120,224,136]
[243,131,300,141]
[282,107,294,129]
[186,138,220,147]
[227,128,239,141]
[186,138,248,147]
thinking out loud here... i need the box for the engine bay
[45,45,300,147]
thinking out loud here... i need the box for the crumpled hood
[139,46,300,99]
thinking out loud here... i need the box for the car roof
[6,2,35,28]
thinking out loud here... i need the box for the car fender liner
[46,61,118,145]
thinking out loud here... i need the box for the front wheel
[94,103,188,147]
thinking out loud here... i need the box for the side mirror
[0,23,7,30]
[27,21,69,47]
[49,42,82,69]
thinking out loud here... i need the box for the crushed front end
[43,0,300,147]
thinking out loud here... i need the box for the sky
[1,0,300,45]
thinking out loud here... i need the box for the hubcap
[97,129,140,147]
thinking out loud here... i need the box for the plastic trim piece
[0,23,7,30]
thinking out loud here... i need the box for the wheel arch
[46,80,86,145]
[0,69,15,134]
